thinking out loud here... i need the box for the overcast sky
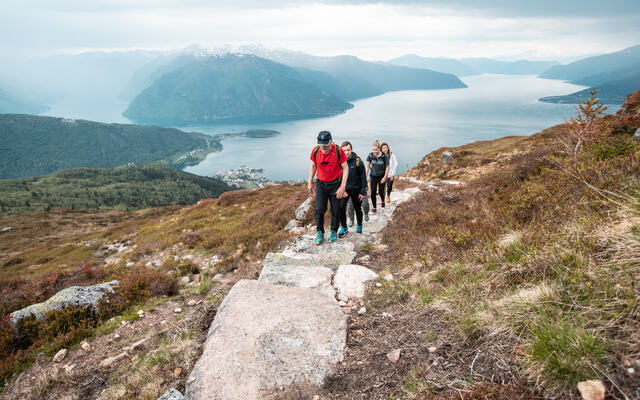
[3,0,639,62]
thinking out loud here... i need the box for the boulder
[442,151,454,164]
[185,280,346,400]
[259,263,335,298]
[53,349,67,363]
[285,219,299,232]
[333,265,378,299]
[10,280,119,326]
[157,388,184,400]
[295,197,313,221]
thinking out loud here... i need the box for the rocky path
[185,185,422,400]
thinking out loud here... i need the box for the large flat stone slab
[259,264,335,298]
[186,280,346,400]
[333,265,378,299]
[390,191,412,203]
[264,250,355,271]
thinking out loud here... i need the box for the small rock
[351,329,364,336]
[174,308,183,314]
[358,307,367,315]
[196,299,203,305]
[384,273,393,281]
[183,255,193,260]
[138,310,145,318]
[1,226,13,233]
[174,367,183,377]
[99,352,128,368]
[213,273,223,280]
[120,320,128,326]
[358,255,371,262]
[64,363,76,374]
[375,282,382,287]
[126,262,134,267]
[386,349,401,363]
[145,261,153,267]
[181,276,191,284]
[312,396,320,400]
[130,338,147,351]
[188,376,196,383]
[187,299,197,306]
[382,312,392,318]
[428,346,437,353]
[628,367,635,374]
[80,341,91,351]
[53,349,67,363]
[577,380,605,400]
[160,320,167,325]
[157,388,184,400]
[337,293,348,302]
[113,333,121,340]
[338,301,347,307]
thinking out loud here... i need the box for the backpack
[313,144,341,164]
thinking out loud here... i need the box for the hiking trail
[185,181,426,399]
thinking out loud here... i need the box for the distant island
[214,129,281,140]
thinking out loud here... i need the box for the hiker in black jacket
[338,141,367,236]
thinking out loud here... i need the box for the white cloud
[1,1,638,61]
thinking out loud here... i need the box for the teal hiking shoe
[328,230,337,243]
[338,226,348,238]
[315,231,323,245]
[357,225,363,233]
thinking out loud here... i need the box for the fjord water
[183,74,599,180]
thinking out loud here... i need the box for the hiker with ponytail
[365,139,389,213]
[381,142,397,204]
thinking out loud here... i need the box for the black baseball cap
[317,130,332,145]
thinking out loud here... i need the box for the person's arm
[389,154,398,180]
[381,156,390,183]
[307,162,317,195]
[358,160,367,199]
[365,161,371,178]
[336,161,348,198]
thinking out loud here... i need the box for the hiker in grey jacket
[381,142,398,204]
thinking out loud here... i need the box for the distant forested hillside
[124,54,354,125]
[0,163,231,215]
[0,114,220,179]
[538,44,640,104]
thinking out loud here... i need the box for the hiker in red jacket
[307,131,348,245]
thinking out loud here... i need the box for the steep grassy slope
[0,114,220,179]
[0,163,231,215]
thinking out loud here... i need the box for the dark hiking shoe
[364,214,369,221]
[381,202,385,208]
[371,208,377,214]
[315,231,323,245]
[328,230,338,243]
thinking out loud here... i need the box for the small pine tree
[561,88,609,157]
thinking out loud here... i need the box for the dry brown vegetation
[1,183,310,394]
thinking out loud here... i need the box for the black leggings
[340,191,363,227]
[386,177,394,195]
[370,175,386,208]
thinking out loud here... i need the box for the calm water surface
[183,74,606,180]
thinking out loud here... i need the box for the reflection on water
[183,74,613,180]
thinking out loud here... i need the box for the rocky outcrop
[10,280,119,326]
